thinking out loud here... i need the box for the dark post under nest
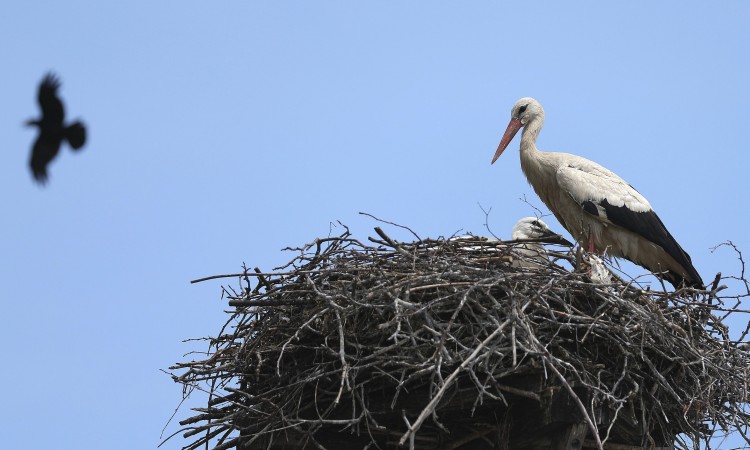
[168,226,750,450]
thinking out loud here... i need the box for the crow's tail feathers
[65,121,86,150]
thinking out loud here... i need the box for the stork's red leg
[588,234,596,253]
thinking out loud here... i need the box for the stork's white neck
[518,114,549,193]
[520,114,544,154]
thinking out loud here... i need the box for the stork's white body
[492,98,702,288]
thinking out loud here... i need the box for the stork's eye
[518,104,528,115]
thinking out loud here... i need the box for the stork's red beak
[491,118,522,164]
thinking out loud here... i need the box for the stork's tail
[664,270,704,290]
[65,121,86,150]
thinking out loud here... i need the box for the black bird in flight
[26,73,86,184]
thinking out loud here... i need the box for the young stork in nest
[510,217,571,268]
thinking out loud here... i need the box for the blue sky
[1,2,748,449]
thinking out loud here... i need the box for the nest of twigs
[169,225,750,450]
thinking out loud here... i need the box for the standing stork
[491,97,703,289]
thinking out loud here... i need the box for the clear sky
[1,2,748,449]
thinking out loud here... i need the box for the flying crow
[26,73,86,184]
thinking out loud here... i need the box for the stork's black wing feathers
[581,201,599,217]
[581,198,703,287]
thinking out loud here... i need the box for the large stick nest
[169,225,750,450]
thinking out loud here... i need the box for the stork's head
[492,97,544,164]
[511,217,553,240]
[512,97,543,125]
[511,217,572,246]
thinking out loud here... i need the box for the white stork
[510,217,571,268]
[491,97,703,289]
